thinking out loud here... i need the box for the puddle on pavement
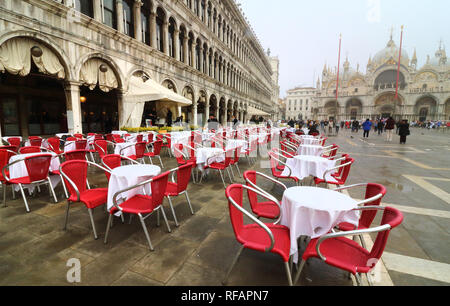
[377,180,415,193]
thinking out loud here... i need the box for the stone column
[64,81,82,134]
[205,50,210,76]
[174,28,180,61]
[183,33,189,64]
[193,103,198,126]
[205,100,210,124]
[191,42,197,68]
[93,0,102,22]
[198,45,204,73]
[223,103,228,126]
[133,0,142,42]
[163,20,169,56]
[150,10,157,48]
[116,0,124,34]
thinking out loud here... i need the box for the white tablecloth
[280,187,359,263]
[226,139,248,151]
[281,155,338,182]
[9,152,61,192]
[112,131,128,136]
[56,133,72,139]
[114,142,136,157]
[64,140,89,152]
[297,144,324,156]
[196,147,224,171]
[107,165,161,211]
[170,131,191,152]
[300,137,323,146]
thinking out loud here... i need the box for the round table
[281,155,338,182]
[196,147,225,171]
[107,164,161,211]
[226,139,248,151]
[297,144,324,156]
[299,136,322,146]
[114,142,136,157]
[280,187,359,263]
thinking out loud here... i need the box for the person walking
[385,117,396,142]
[399,120,410,144]
[362,119,372,138]
[377,118,385,135]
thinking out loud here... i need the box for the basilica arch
[324,100,339,120]
[345,98,363,120]
[374,92,404,119]
[445,98,450,120]
[414,95,438,122]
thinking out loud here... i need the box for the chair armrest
[322,161,353,182]
[59,165,81,202]
[119,144,135,155]
[112,176,155,212]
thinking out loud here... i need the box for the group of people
[360,117,410,143]
[411,120,450,129]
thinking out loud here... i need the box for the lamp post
[335,34,342,127]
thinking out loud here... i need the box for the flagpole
[335,34,342,122]
[395,25,404,119]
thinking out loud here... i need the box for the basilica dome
[372,37,410,67]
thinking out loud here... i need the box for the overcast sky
[237,0,450,97]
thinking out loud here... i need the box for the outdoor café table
[64,140,89,152]
[8,152,61,192]
[202,132,216,142]
[107,164,161,212]
[297,144,324,157]
[226,139,248,151]
[281,155,338,182]
[114,142,136,157]
[170,131,191,152]
[299,136,322,146]
[196,147,225,172]
[280,186,360,263]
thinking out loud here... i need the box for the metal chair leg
[185,191,194,215]
[138,213,154,251]
[104,214,112,244]
[88,208,98,240]
[18,184,30,213]
[359,234,367,250]
[222,245,245,285]
[293,259,306,285]
[284,261,293,286]
[48,178,58,203]
[159,205,172,233]
[3,184,6,207]
[235,164,242,177]
[219,170,226,188]
[166,196,179,227]
[158,156,164,168]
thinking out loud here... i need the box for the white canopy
[124,75,192,106]
[247,105,270,116]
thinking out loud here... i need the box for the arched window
[188,33,194,66]
[122,0,134,37]
[203,43,208,74]
[156,8,165,53]
[179,27,186,63]
[141,1,151,45]
[196,39,202,70]
[168,18,177,58]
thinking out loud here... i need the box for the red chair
[136,135,144,143]
[75,139,87,150]
[74,134,84,139]
[59,160,111,240]
[93,140,109,160]
[335,183,387,248]
[47,137,63,154]
[158,134,172,157]
[7,137,21,148]
[0,149,17,206]
[65,149,88,161]
[104,171,172,251]
[127,142,147,162]
[19,146,44,154]
[174,144,188,166]
[268,151,299,185]
[66,137,77,142]
[101,154,122,181]
[229,147,242,178]
[144,140,164,167]
[164,163,195,227]
[313,156,354,188]
[0,145,19,153]
[322,144,339,160]
[146,133,154,145]
[243,139,257,164]
[223,184,293,285]
[29,138,43,147]
[293,206,403,286]
[243,170,287,221]
[2,154,57,212]
[202,149,234,188]
[106,134,114,142]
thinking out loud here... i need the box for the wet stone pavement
[0,128,449,286]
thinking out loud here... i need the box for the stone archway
[415,96,438,122]
[324,100,339,120]
[374,92,404,120]
[345,98,363,120]
[445,99,450,121]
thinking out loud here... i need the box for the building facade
[0,0,279,137]
[285,86,316,121]
[315,34,450,122]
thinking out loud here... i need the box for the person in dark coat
[385,117,396,142]
[167,110,173,127]
[398,120,410,144]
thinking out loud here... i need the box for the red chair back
[94,134,104,141]
[74,134,84,139]
[67,137,77,141]
[24,154,52,182]
[359,184,387,229]
[101,154,122,181]
[75,139,87,150]
[224,150,234,167]
[150,172,170,210]
[19,146,41,154]
[115,138,125,143]
[65,150,88,161]
[175,163,193,193]
[7,137,21,147]
[1,145,19,153]
[94,140,108,158]
[233,147,241,163]
[135,142,147,159]
[136,135,144,143]
[30,138,43,147]
[368,207,403,261]
[0,149,16,180]
[225,184,246,239]
[339,157,354,184]
[243,171,259,212]
[174,144,185,165]
[152,140,163,156]
[146,133,154,144]
[60,160,88,196]
[106,134,114,142]
[47,137,61,153]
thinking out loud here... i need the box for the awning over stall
[247,106,270,116]
[124,76,192,105]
